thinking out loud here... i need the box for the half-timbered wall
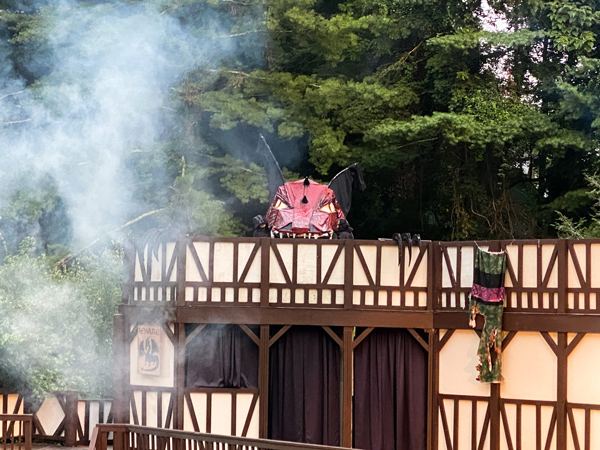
[120,237,600,450]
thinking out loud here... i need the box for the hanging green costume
[469,248,507,383]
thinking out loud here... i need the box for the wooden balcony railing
[89,424,354,450]
[0,415,32,450]
[126,237,600,316]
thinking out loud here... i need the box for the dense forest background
[2,0,600,398]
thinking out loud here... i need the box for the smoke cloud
[0,0,235,247]
[0,0,253,398]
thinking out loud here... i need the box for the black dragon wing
[327,163,367,217]
[256,134,285,203]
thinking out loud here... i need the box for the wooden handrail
[0,414,32,450]
[90,424,356,450]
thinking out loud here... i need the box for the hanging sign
[137,323,162,376]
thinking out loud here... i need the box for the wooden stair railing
[0,415,32,450]
[89,424,355,450]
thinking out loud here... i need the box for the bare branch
[54,208,166,268]
[2,118,32,126]
[0,90,26,101]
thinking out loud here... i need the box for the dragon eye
[320,202,336,213]
[274,199,287,210]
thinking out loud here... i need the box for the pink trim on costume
[471,284,505,303]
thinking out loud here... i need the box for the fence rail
[126,237,600,316]
[0,415,32,450]
[89,424,354,450]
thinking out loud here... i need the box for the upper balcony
[122,237,600,332]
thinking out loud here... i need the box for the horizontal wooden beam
[173,307,434,329]
[435,311,600,333]
[119,304,600,333]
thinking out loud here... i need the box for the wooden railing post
[343,240,354,309]
[63,390,79,446]
[23,416,32,450]
[176,236,188,307]
[260,238,270,307]
[113,313,129,424]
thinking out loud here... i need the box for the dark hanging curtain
[268,326,341,446]
[185,324,259,388]
[354,328,427,450]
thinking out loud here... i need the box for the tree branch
[54,208,166,268]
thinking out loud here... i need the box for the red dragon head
[266,178,345,238]
[256,134,365,239]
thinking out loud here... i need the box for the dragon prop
[257,135,366,238]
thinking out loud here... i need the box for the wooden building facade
[113,237,600,450]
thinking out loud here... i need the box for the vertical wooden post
[430,330,440,450]
[344,239,354,309]
[113,314,128,424]
[557,239,567,314]
[175,323,186,431]
[490,384,501,450]
[342,327,353,447]
[259,325,270,438]
[260,238,270,307]
[427,329,437,450]
[176,236,187,306]
[488,241,502,450]
[63,390,79,447]
[23,418,32,450]
[556,332,567,450]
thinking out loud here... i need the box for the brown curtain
[354,328,427,450]
[268,326,341,446]
[185,324,259,388]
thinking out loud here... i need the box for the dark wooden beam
[174,323,185,430]
[342,327,353,448]
[258,325,269,439]
[435,312,600,333]
[173,307,434,328]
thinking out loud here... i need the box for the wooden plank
[238,324,260,347]
[407,328,428,352]
[175,324,186,430]
[352,327,374,350]
[439,398,453,450]
[354,245,375,286]
[540,332,558,356]
[566,332,586,356]
[258,325,269,439]
[342,327,353,448]
[188,242,208,283]
[238,243,260,283]
[171,306,434,329]
[185,324,207,346]
[270,243,292,285]
[441,247,457,288]
[269,326,291,348]
[438,329,455,350]
[321,326,343,347]
[322,244,344,285]
[241,393,258,437]
[500,403,514,450]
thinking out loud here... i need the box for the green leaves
[0,242,123,399]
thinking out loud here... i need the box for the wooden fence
[127,237,600,315]
[89,424,354,450]
[0,415,32,450]
[0,391,112,446]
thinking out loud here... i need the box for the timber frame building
[113,237,600,450]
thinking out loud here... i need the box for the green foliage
[0,239,122,399]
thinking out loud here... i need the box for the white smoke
[0,0,234,246]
